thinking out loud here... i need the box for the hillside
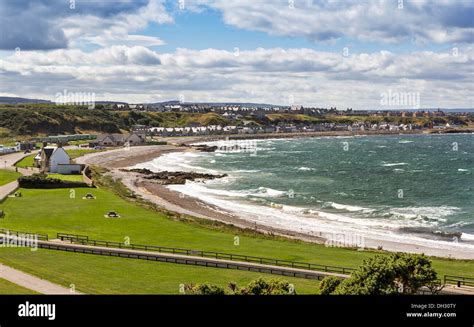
[0,107,233,137]
[0,105,472,140]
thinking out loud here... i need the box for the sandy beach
[75,137,474,260]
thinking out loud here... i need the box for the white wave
[389,206,459,224]
[382,162,408,167]
[322,201,375,213]
[458,169,469,172]
[399,140,414,144]
[166,181,474,254]
[249,187,287,198]
[298,166,315,171]
[461,233,474,241]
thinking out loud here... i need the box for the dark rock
[127,169,227,185]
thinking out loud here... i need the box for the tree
[319,276,342,295]
[329,253,438,295]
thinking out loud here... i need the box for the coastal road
[0,263,80,295]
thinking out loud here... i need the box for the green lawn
[47,174,84,182]
[0,248,320,294]
[0,277,37,294]
[0,169,21,186]
[67,149,98,160]
[14,154,35,168]
[0,187,472,278]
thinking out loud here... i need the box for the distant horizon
[1,95,474,112]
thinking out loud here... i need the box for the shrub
[332,253,438,295]
[319,276,342,295]
[18,173,88,189]
[184,283,226,295]
[182,277,296,295]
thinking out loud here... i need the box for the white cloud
[1,46,472,108]
[193,0,474,44]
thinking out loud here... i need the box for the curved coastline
[76,135,474,260]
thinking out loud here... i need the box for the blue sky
[0,0,473,109]
[145,7,449,54]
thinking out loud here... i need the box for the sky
[0,0,473,109]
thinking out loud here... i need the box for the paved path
[0,181,19,202]
[0,263,80,294]
[0,151,29,169]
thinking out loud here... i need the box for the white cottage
[35,146,71,173]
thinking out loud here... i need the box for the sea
[136,133,474,252]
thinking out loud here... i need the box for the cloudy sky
[0,0,473,109]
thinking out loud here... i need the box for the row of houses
[89,132,146,147]
[147,122,425,137]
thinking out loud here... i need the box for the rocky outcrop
[125,168,227,185]
[193,144,218,152]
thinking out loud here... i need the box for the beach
[75,134,474,260]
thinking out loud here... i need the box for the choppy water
[138,134,474,250]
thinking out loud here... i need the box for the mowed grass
[14,154,34,168]
[0,248,320,294]
[47,174,84,182]
[0,187,472,278]
[0,277,37,294]
[0,169,21,186]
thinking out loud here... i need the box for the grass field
[47,174,84,182]
[0,248,320,294]
[0,187,472,279]
[0,277,36,294]
[0,169,21,186]
[14,154,34,168]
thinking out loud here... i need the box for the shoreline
[75,134,474,260]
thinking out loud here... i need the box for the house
[125,132,145,145]
[34,145,71,173]
[90,132,145,147]
[90,134,125,147]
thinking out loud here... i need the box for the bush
[182,277,296,295]
[319,276,342,295]
[18,173,88,189]
[184,283,226,295]
[236,277,295,295]
[331,253,438,295]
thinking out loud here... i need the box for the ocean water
[137,134,474,250]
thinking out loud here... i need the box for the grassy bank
[0,169,21,186]
[0,187,472,278]
[0,248,320,294]
[0,278,37,294]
